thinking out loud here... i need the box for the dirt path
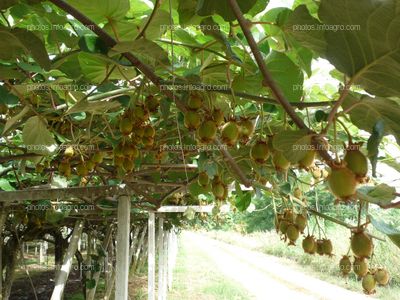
[183,232,371,300]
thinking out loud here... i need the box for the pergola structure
[0,163,209,300]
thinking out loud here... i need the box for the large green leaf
[66,99,121,115]
[112,39,170,66]
[319,0,400,97]
[342,95,400,146]
[22,116,57,155]
[0,27,25,60]
[272,129,313,163]
[284,5,327,55]
[357,184,396,207]
[78,52,136,84]
[11,28,51,70]
[66,0,130,23]
[196,0,258,22]
[265,51,304,102]
[369,215,400,249]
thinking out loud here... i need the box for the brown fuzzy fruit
[86,160,95,172]
[132,105,149,123]
[374,268,389,286]
[188,94,203,110]
[91,152,105,164]
[279,220,290,235]
[273,151,290,171]
[250,140,270,164]
[294,214,307,233]
[302,235,316,254]
[123,158,134,172]
[114,156,124,167]
[143,125,155,138]
[212,109,224,126]
[293,188,302,199]
[221,121,240,146]
[344,147,368,180]
[145,95,159,112]
[351,230,373,258]
[298,150,316,169]
[35,164,44,173]
[353,257,369,278]
[76,162,88,177]
[212,181,227,200]
[58,161,71,177]
[321,239,333,256]
[328,166,358,201]
[184,111,201,130]
[286,224,300,245]
[197,120,217,143]
[239,119,254,142]
[198,172,209,187]
[119,117,133,135]
[339,255,352,275]
[316,239,325,256]
[362,273,376,294]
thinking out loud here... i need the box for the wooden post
[157,217,164,300]
[162,230,168,300]
[115,195,131,300]
[51,220,84,300]
[148,212,155,300]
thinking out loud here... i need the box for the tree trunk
[2,237,18,300]
[86,226,113,300]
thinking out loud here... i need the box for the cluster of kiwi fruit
[250,135,317,173]
[183,92,254,146]
[327,142,369,202]
[57,145,106,178]
[198,172,229,201]
[275,209,307,246]
[113,95,159,173]
[338,228,389,294]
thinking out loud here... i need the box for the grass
[205,227,400,300]
[168,234,252,300]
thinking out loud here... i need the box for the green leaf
[66,0,129,23]
[367,120,385,177]
[2,106,30,135]
[79,35,109,54]
[66,99,121,115]
[357,184,396,207]
[369,215,400,249]
[235,192,251,212]
[0,178,15,191]
[22,116,57,155]
[0,85,19,105]
[11,28,51,70]
[78,52,136,84]
[272,129,312,163]
[342,95,400,146]
[265,51,304,102]
[319,0,400,97]
[196,0,257,22]
[112,39,169,65]
[0,27,25,60]
[284,5,327,55]
[86,278,96,289]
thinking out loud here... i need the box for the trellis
[0,181,216,299]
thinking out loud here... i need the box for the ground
[169,231,371,300]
